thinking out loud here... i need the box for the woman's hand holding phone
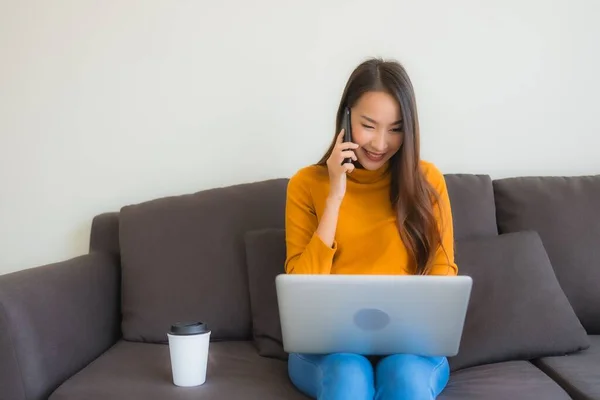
[315,128,358,248]
[326,129,358,202]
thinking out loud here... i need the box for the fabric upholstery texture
[0,253,121,400]
[448,231,590,371]
[50,341,308,400]
[534,335,600,400]
[245,228,288,360]
[49,341,573,400]
[494,175,600,333]
[118,179,288,343]
[443,174,498,240]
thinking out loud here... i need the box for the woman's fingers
[340,150,357,161]
[338,141,359,150]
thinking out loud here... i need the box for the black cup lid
[169,322,209,335]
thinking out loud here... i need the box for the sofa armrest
[0,252,121,400]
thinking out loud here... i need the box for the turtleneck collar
[347,162,391,184]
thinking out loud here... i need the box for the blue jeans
[288,353,450,400]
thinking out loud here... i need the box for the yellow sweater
[284,160,458,276]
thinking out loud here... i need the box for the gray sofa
[1,172,599,400]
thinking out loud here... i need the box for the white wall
[1,0,599,275]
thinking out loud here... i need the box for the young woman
[284,58,458,400]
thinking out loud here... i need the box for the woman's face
[350,91,404,170]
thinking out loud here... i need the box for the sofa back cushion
[444,174,498,240]
[90,212,120,255]
[118,178,288,343]
[493,175,600,334]
[92,174,495,255]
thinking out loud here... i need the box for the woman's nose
[371,132,387,152]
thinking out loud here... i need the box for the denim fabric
[288,352,449,400]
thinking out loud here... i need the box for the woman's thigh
[288,352,375,400]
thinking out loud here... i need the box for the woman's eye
[361,124,375,129]
[391,127,403,132]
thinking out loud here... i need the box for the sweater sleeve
[284,170,336,274]
[426,165,459,276]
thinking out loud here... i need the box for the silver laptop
[275,274,472,357]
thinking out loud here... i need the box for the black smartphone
[342,107,353,164]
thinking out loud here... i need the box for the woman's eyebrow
[360,115,403,125]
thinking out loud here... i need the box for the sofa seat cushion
[49,340,308,400]
[50,341,572,400]
[440,361,571,400]
[534,335,600,400]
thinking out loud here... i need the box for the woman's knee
[375,354,449,399]
[288,353,374,400]
[320,354,374,399]
[321,353,373,382]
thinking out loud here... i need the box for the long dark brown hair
[317,58,448,275]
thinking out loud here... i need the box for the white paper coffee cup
[167,322,211,387]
